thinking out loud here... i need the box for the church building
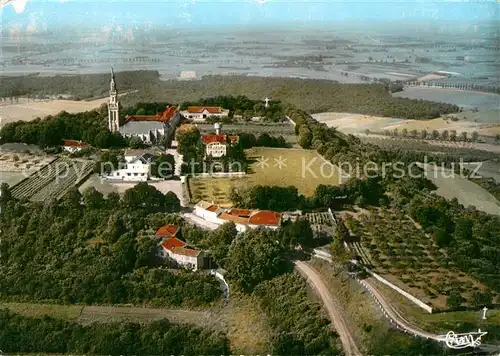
[107,69,181,145]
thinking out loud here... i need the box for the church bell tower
[108,68,120,132]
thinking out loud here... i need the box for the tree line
[0,309,229,355]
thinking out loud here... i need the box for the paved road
[294,260,362,356]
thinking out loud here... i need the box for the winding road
[294,260,362,356]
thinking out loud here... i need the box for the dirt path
[294,260,362,356]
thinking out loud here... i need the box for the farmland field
[190,147,343,204]
[420,165,500,216]
[393,87,500,110]
[345,208,498,310]
[10,157,94,202]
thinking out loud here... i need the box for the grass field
[421,165,500,216]
[190,147,343,204]
[346,208,498,310]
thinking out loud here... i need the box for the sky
[1,0,499,32]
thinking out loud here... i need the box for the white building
[181,106,229,122]
[194,200,282,233]
[104,149,155,182]
[160,237,203,271]
[62,139,88,153]
[202,134,239,158]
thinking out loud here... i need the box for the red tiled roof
[201,135,239,145]
[206,205,220,212]
[249,211,281,226]
[187,106,224,114]
[125,106,178,123]
[62,139,88,147]
[228,209,251,217]
[170,247,201,257]
[155,224,179,238]
[219,212,250,225]
[161,237,186,251]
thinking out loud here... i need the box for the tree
[471,131,479,142]
[495,134,500,143]
[459,131,468,141]
[150,154,175,178]
[0,183,12,202]
[128,136,145,149]
[136,108,146,116]
[164,191,181,212]
[420,129,427,140]
[122,182,166,213]
[208,222,238,267]
[441,130,449,141]
[431,130,440,140]
[401,128,408,138]
[226,229,288,292]
[447,291,465,309]
[82,187,105,210]
[471,291,493,307]
[449,130,457,141]
[298,126,313,149]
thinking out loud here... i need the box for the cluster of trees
[0,183,220,307]
[254,273,340,355]
[119,75,459,120]
[238,132,288,149]
[4,72,459,121]
[406,194,500,300]
[180,95,285,122]
[0,109,127,149]
[381,128,479,142]
[229,179,386,212]
[0,70,158,100]
[0,309,229,355]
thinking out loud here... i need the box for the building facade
[201,134,239,158]
[62,139,88,153]
[194,200,281,232]
[181,106,229,122]
[104,149,155,182]
[107,70,181,146]
[160,237,203,271]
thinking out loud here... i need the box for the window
[134,173,138,176]
[127,173,131,176]
[116,172,119,176]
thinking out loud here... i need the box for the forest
[0,183,221,307]
[1,71,460,120]
[0,309,229,355]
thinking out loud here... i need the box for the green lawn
[190,147,343,204]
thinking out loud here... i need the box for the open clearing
[313,111,500,137]
[190,147,343,204]
[393,87,500,110]
[420,164,500,216]
[0,91,136,126]
[0,302,216,328]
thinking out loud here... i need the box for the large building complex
[181,106,229,122]
[107,69,181,145]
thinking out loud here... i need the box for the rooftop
[187,106,225,114]
[155,224,179,238]
[161,237,186,251]
[119,121,165,135]
[125,106,178,123]
[170,247,201,257]
[62,139,88,147]
[249,210,281,226]
[202,134,239,145]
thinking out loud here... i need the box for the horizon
[1,0,499,36]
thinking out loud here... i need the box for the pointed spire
[110,67,116,92]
